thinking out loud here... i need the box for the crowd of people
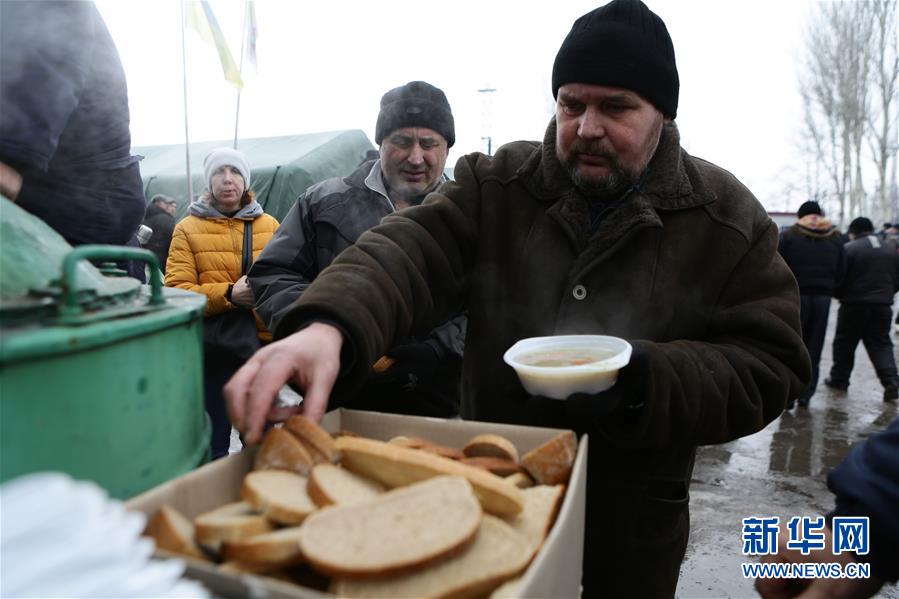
[778,201,899,407]
[2,0,897,597]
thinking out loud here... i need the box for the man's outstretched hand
[224,322,343,445]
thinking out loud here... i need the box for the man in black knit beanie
[227,2,809,597]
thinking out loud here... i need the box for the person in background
[225,1,809,595]
[825,217,899,402]
[777,200,844,408]
[756,418,899,598]
[142,194,178,274]
[0,2,145,272]
[249,81,465,419]
[166,148,279,458]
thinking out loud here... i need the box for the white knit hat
[203,147,251,191]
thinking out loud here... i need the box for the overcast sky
[96,0,814,212]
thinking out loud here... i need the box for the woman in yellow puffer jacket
[165,147,278,458]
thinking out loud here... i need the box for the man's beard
[561,143,638,201]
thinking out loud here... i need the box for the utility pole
[478,86,496,156]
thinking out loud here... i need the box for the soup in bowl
[503,335,632,400]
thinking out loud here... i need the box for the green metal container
[0,199,209,498]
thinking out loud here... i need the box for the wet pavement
[676,302,899,598]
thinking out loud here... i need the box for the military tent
[135,130,374,222]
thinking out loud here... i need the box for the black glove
[369,342,441,392]
[562,343,651,421]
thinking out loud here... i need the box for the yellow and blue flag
[185,0,243,90]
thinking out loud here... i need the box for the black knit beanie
[797,200,823,218]
[375,81,455,147]
[551,0,679,118]
[848,217,874,236]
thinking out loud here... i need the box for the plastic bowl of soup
[503,335,632,400]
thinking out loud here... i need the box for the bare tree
[799,1,874,226]
[866,0,898,224]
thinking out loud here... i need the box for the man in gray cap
[229,2,809,595]
[249,81,464,419]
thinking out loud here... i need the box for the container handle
[60,245,164,314]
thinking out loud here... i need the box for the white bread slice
[388,435,466,460]
[299,476,482,579]
[332,515,532,598]
[462,433,520,462]
[194,501,274,552]
[307,463,385,507]
[489,576,523,598]
[144,504,209,561]
[520,430,577,485]
[336,436,523,517]
[284,414,341,464]
[221,526,305,566]
[254,427,315,475]
[460,456,524,477]
[502,484,566,558]
[241,470,317,526]
[505,471,536,489]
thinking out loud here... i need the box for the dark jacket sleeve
[596,214,810,448]
[827,418,899,582]
[248,194,317,330]
[0,2,94,171]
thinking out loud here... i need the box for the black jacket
[142,204,175,273]
[828,418,899,583]
[249,160,465,417]
[778,222,844,296]
[836,235,899,304]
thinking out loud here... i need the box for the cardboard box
[126,409,588,598]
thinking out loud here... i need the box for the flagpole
[180,1,194,204]
[233,0,248,149]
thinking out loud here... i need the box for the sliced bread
[462,433,520,463]
[283,414,341,464]
[218,560,296,583]
[254,427,315,475]
[460,457,524,477]
[307,463,385,507]
[241,470,317,526]
[520,430,577,485]
[336,436,523,517]
[505,471,536,489]
[489,576,523,598]
[388,435,466,461]
[144,504,208,561]
[299,476,482,579]
[502,484,566,558]
[331,515,532,598]
[221,526,305,566]
[194,501,274,552]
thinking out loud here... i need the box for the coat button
[572,284,587,300]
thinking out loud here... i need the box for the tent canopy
[135,130,374,221]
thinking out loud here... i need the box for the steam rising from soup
[517,347,615,368]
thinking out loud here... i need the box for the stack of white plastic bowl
[0,472,208,598]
